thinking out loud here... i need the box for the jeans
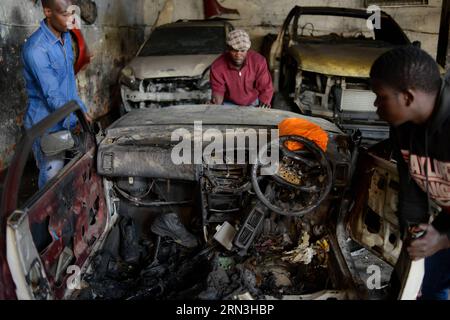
[419,248,450,300]
[32,139,65,189]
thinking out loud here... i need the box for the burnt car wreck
[77,105,356,300]
[1,103,420,300]
[267,7,412,142]
[119,20,233,112]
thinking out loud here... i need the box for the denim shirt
[22,19,87,132]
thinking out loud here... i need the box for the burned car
[0,102,423,300]
[267,6,411,142]
[119,20,234,112]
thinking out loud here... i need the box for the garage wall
[164,0,442,57]
[0,0,164,173]
[75,0,161,120]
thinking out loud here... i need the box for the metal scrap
[268,266,292,287]
[282,231,329,266]
[282,231,315,264]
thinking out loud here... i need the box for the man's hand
[259,103,271,109]
[84,113,93,124]
[407,224,450,260]
[211,94,224,105]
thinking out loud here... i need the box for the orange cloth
[278,118,328,152]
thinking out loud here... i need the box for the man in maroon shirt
[210,29,274,108]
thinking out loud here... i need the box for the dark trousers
[420,248,450,300]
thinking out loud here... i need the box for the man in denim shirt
[22,0,89,188]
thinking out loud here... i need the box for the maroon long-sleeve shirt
[210,50,274,106]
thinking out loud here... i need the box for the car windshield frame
[286,7,410,46]
[295,14,377,40]
[138,25,227,56]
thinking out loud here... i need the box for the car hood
[288,42,393,78]
[106,105,342,135]
[128,54,219,79]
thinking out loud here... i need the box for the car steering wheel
[251,135,332,217]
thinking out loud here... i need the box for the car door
[0,101,109,300]
[344,140,424,300]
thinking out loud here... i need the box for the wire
[115,179,154,200]
[113,181,191,207]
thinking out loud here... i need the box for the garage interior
[1,0,449,174]
[1,0,450,300]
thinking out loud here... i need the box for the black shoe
[151,213,199,248]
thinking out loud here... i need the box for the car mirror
[412,40,421,48]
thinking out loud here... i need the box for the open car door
[344,141,424,300]
[0,102,109,299]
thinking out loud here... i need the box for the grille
[143,77,202,93]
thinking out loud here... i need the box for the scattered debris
[75,214,333,300]
[269,266,292,287]
[282,231,315,264]
[281,231,330,267]
[213,222,237,250]
[351,247,367,257]
[236,292,254,300]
